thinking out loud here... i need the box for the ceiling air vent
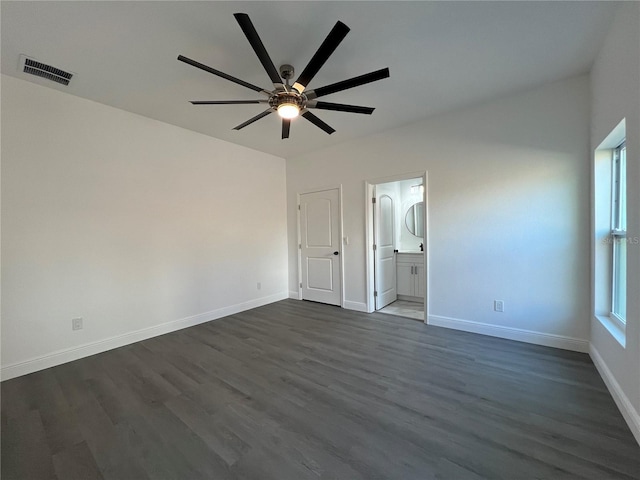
[19,55,74,86]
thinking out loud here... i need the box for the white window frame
[610,141,626,327]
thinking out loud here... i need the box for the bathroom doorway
[365,172,428,323]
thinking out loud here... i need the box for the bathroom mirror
[405,202,424,237]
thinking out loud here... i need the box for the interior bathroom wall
[376,178,423,253]
[397,178,424,252]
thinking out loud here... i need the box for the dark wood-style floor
[2,299,639,479]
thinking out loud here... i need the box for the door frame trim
[296,185,344,307]
[365,171,428,323]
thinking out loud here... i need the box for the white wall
[589,2,640,444]
[287,74,591,351]
[1,75,288,379]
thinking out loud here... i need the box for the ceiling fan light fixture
[179,13,390,139]
[277,103,300,119]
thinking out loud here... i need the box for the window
[611,141,626,323]
[593,119,626,346]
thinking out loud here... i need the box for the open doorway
[365,172,428,322]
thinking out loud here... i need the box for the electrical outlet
[72,317,83,331]
[257,282,261,290]
[494,300,504,313]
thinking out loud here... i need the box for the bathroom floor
[378,300,424,321]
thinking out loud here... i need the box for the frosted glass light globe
[277,103,300,119]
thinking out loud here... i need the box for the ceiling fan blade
[190,100,264,105]
[301,111,335,135]
[306,68,390,99]
[307,101,374,115]
[234,13,283,87]
[178,55,268,94]
[292,21,350,94]
[233,108,273,130]
[282,119,291,139]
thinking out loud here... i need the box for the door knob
[333,251,339,255]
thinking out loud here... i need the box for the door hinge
[374,291,378,297]
[372,197,376,204]
[373,244,377,251]
[298,204,301,210]
[299,244,302,249]
[300,283,303,288]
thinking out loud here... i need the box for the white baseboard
[288,296,367,312]
[343,300,368,312]
[1,292,288,381]
[590,345,640,446]
[428,315,589,353]
[288,290,300,299]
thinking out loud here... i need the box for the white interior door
[374,190,397,310]
[300,189,341,306]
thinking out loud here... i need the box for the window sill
[595,314,626,347]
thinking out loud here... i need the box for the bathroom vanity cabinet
[396,253,424,301]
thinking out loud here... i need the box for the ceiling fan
[178,13,390,139]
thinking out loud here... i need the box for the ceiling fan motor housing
[279,64,295,81]
[270,91,305,110]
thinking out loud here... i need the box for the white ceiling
[1,1,616,159]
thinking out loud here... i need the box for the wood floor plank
[1,409,57,480]
[164,393,250,467]
[52,441,104,480]
[2,299,639,479]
